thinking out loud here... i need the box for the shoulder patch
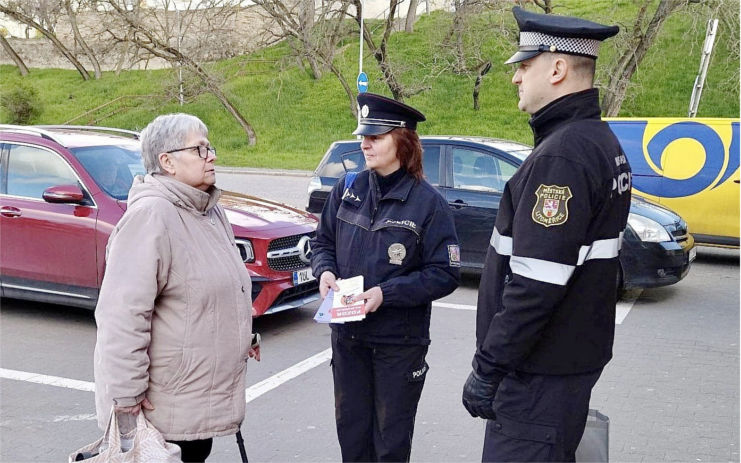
[531,184,572,227]
[448,244,461,267]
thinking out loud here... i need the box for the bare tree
[0,1,91,79]
[405,0,419,32]
[298,0,321,78]
[102,0,258,144]
[0,34,29,75]
[373,0,406,100]
[472,60,491,110]
[352,0,427,101]
[63,0,101,79]
[532,0,552,13]
[602,0,702,116]
[253,0,359,115]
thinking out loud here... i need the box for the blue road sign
[357,72,369,93]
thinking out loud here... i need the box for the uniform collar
[528,88,602,146]
[369,169,416,202]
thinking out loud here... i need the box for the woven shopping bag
[69,408,181,462]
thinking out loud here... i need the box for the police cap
[505,6,619,64]
[353,93,426,136]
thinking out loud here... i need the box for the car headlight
[235,239,255,263]
[307,176,322,195]
[627,213,672,242]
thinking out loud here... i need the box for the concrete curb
[215,166,313,177]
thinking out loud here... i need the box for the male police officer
[461,7,631,462]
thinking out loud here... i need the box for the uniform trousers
[331,331,429,462]
[482,369,603,462]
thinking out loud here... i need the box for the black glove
[462,371,499,420]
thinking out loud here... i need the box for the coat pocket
[151,349,190,391]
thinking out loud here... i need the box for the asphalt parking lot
[0,171,738,462]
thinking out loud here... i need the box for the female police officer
[311,93,460,462]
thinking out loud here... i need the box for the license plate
[689,247,697,263]
[293,268,316,286]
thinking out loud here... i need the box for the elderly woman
[93,113,258,463]
[311,93,461,461]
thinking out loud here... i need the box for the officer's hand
[462,371,499,420]
[353,286,383,314]
[319,271,340,298]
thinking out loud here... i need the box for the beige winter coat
[94,174,253,441]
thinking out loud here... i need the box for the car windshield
[70,145,145,200]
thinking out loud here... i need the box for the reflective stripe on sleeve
[489,227,513,256]
[491,227,625,286]
[510,256,575,286]
[576,236,621,265]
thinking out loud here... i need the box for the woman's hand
[353,286,383,314]
[248,333,261,361]
[319,271,340,298]
[114,397,154,415]
[248,345,261,362]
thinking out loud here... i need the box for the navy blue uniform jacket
[473,89,632,380]
[311,169,461,345]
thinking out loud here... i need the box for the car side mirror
[42,184,85,204]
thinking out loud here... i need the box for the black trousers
[482,369,603,463]
[331,332,429,462]
[167,438,213,463]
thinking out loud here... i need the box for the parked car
[0,124,319,316]
[307,136,696,292]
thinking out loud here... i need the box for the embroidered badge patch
[388,243,406,265]
[448,244,461,267]
[532,184,572,227]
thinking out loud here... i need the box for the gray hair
[139,113,208,174]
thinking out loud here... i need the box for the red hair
[389,128,424,181]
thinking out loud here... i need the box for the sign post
[357,0,365,135]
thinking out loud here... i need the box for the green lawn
[1,1,738,169]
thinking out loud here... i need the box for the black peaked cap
[506,6,619,64]
[353,93,426,136]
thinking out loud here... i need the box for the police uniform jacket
[311,169,461,345]
[473,89,632,381]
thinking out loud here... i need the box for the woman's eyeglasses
[165,145,216,159]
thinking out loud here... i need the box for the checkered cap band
[520,31,600,57]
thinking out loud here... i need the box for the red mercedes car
[0,125,319,316]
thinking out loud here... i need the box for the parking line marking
[435,294,643,326]
[616,290,642,325]
[433,302,476,311]
[0,368,95,392]
[52,414,97,422]
[2,291,642,402]
[245,348,332,404]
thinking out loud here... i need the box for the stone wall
[0,5,281,71]
[0,0,450,71]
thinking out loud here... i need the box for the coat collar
[528,88,602,147]
[369,169,416,202]
[142,174,221,214]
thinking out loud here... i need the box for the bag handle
[101,407,123,452]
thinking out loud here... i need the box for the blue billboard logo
[611,121,740,198]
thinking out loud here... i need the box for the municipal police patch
[448,244,461,267]
[388,243,406,265]
[532,184,572,227]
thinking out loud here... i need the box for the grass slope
[0,0,738,169]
